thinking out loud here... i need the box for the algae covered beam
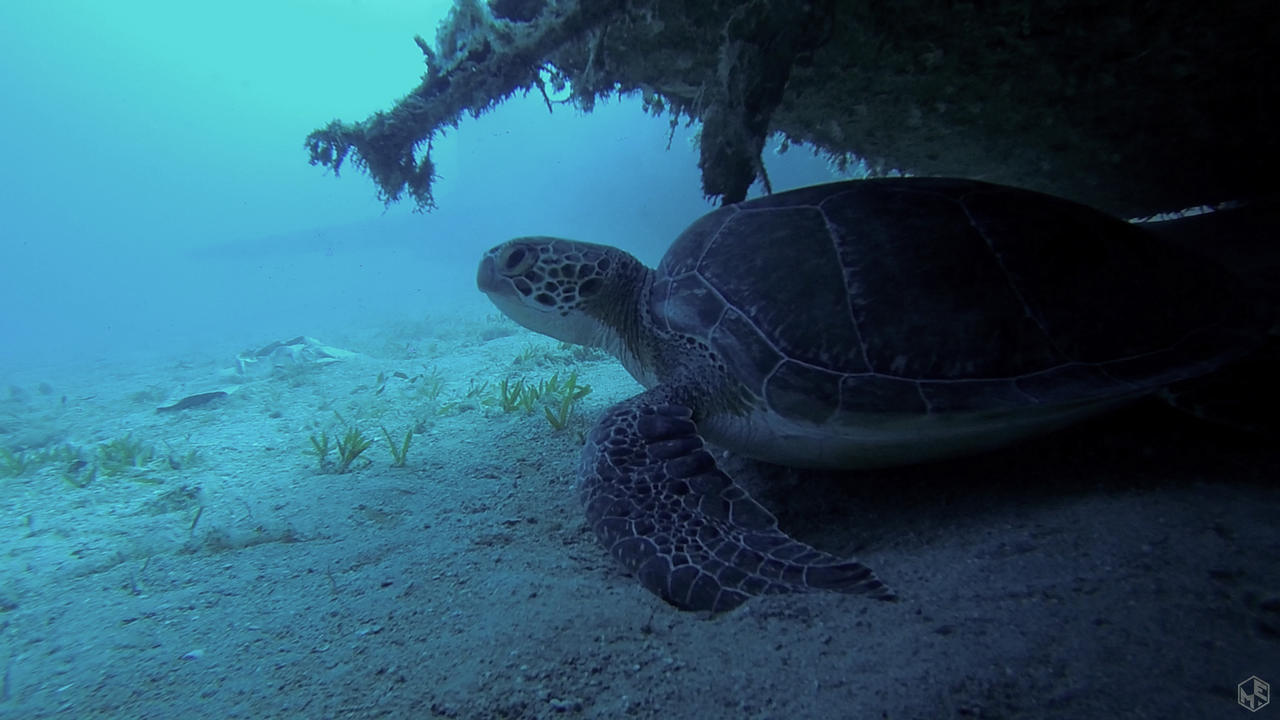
[304,0,629,210]
[305,1,1280,220]
[304,0,834,210]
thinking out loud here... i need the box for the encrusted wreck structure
[306,0,1279,217]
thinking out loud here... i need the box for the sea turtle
[476,177,1259,613]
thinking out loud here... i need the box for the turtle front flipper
[580,390,894,612]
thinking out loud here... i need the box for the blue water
[0,1,840,373]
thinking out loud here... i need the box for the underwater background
[1,2,1277,719]
[0,0,843,375]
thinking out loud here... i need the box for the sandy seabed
[0,308,1276,720]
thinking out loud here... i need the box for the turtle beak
[476,253,499,294]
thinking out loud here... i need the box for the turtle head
[478,237,651,352]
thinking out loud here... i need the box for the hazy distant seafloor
[0,308,1277,719]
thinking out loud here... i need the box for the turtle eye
[500,245,534,275]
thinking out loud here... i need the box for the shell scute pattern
[820,184,1058,380]
[652,274,725,338]
[765,360,844,425]
[700,205,864,372]
[835,374,928,420]
[1013,363,1119,404]
[651,179,1247,421]
[918,377,1030,413]
[707,309,782,404]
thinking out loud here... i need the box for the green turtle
[476,177,1259,613]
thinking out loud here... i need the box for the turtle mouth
[476,254,501,294]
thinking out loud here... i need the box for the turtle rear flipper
[579,390,894,612]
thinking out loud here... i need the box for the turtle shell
[647,178,1255,423]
